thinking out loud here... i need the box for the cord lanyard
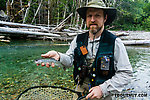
[88,83,91,100]
[88,83,91,90]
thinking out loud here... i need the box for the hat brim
[77,7,117,25]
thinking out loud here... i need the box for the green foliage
[142,16,150,31]
[0,0,6,10]
[113,0,150,31]
[141,2,150,31]
[2,0,149,31]
[143,2,150,15]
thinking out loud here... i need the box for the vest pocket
[97,54,113,76]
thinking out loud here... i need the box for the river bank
[0,21,150,44]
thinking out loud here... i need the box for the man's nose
[91,16,95,22]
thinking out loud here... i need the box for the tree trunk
[52,13,73,31]
[48,0,50,27]
[31,0,43,24]
[0,21,49,32]
[76,0,80,28]
[63,4,67,19]
[122,40,150,45]
[23,0,32,23]
[20,0,24,20]
[0,27,60,37]
[6,0,11,17]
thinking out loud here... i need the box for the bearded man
[41,0,133,99]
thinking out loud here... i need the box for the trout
[35,58,64,68]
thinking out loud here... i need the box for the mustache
[89,23,98,26]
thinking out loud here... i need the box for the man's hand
[86,86,103,99]
[40,51,60,67]
[41,50,60,61]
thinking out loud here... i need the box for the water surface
[113,46,150,100]
[0,40,150,100]
[0,40,74,99]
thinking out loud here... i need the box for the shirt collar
[89,36,101,43]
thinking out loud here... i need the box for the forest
[0,0,150,31]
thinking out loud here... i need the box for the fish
[35,58,64,68]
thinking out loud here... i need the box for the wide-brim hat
[77,0,117,25]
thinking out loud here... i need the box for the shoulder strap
[76,31,89,47]
[73,32,89,84]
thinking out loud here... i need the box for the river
[0,40,150,100]
[113,46,150,100]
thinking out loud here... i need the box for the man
[41,0,133,99]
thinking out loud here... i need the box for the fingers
[41,54,49,58]
[86,91,94,99]
[46,62,50,68]
[41,62,45,66]
[86,92,97,100]
[51,62,55,68]
[85,86,103,99]
[39,51,59,68]
[36,62,55,68]
[41,52,52,58]
[86,88,95,99]
[36,63,40,66]
[41,51,60,61]
[89,88,93,93]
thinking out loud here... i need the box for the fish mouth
[35,61,38,64]
[35,59,41,64]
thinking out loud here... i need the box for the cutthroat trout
[35,58,64,68]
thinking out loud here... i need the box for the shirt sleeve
[99,38,133,97]
[58,36,77,67]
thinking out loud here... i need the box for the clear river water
[0,40,150,100]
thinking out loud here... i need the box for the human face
[86,8,107,34]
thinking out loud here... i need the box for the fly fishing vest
[73,30,117,87]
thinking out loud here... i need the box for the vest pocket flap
[98,51,113,55]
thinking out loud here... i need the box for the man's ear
[104,15,107,23]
